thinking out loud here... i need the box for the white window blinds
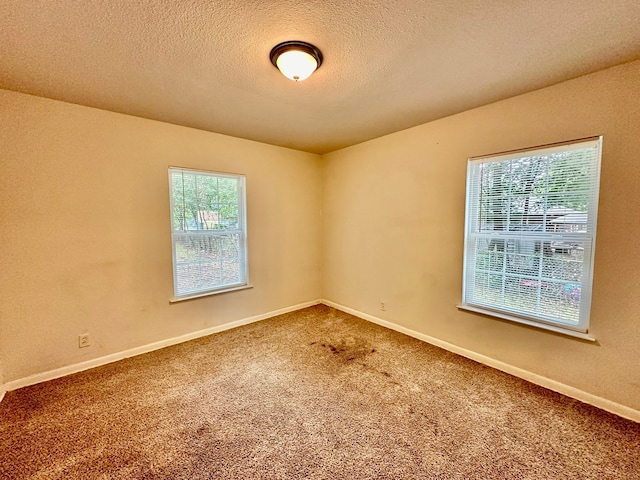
[462,137,602,333]
[169,167,248,299]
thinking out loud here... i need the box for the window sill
[170,284,253,303]
[457,304,596,341]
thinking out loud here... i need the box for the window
[168,167,248,300]
[461,137,602,335]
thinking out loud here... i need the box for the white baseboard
[321,299,640,423]
[2,299,322,395]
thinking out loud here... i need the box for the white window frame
[168,167,249,301]
[459,137,602,339]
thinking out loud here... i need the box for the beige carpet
[1,305,638,479]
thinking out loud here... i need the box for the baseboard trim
[2,299,322,395]
[321,299,640,423]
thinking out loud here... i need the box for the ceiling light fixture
[270,41,323,82]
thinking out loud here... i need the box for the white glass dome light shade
[276,49,317,81]
[270,41,323,82]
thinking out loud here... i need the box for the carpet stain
[318,339,375,365]
[196,424,210,435]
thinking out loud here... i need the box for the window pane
[218,177,238,202]
[222,259,241,284]
[174,234,222,262]
[220,234,239,258]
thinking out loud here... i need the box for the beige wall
[0,90,322,382]
[322,60,640,411]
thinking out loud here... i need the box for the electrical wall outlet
[78,333,90,348]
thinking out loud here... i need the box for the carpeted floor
[1,305,639,479]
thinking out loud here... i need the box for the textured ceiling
[2,1,640,154]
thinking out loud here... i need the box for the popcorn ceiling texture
[1,0,639,153]
[1,306,639,479]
